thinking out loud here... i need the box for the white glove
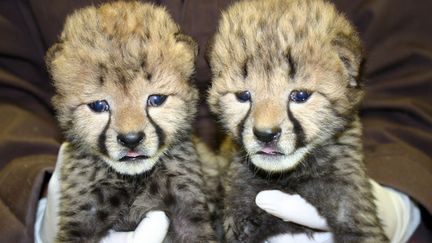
[35,143,170,243]
[99,211,169,243]
[256,180,421,243]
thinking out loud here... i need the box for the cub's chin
[101,154,161,175]
[249,146,312,173]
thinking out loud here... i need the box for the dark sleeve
[333,0,432,214]
[0,1,62,242]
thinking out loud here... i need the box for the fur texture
[207,0,388,242]
[47,2,215,242]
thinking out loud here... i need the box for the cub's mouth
[248,143,313,173]
[103,149,161,175]
[119,151,150,162]
[256,147,285,156]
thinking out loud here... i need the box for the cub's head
[47,2,198,175]
[208,0,364,173]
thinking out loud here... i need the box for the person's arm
[0,1,61,242]
[332,0,432,215]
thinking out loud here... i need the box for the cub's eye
[147,94,167,107]
[88,100,110,112]
[290,90,311,103]
[235,91,251,103]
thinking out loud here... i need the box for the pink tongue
[126,151,141,157]
[261,147,277,155]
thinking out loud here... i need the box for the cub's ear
[174,33,198,58]
[332,33,364,88]
[45,42,63,74]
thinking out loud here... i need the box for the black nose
[117,132,144,149]
[253,127,281,143]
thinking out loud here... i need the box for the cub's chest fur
[59,141,213,241]
[223,137,386,243]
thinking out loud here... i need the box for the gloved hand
[34,143,170,243]
[256,180,421,243]
[99,211,169,243]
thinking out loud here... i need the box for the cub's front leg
[126,172,218,242]
[299,178,389,243]
[162,177,217,242]
[159,186,216,243]
[57,159,130,242]
[224,194,314,243]
[57,183,130,242]
[163,197,217,243]
[224,211,272,243]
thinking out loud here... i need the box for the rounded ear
[332,33,364,88]
[174,33,198,58]
[45,42,63,75]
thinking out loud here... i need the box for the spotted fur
[47,2,215,242]
[207,0,388,242]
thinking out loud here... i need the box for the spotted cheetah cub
[207,0,388,242]
[46,2,216,242]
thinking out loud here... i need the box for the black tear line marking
[98,111,111,155]
[146,107,166,149]
[237,101,252,146]
[287,102,305,149]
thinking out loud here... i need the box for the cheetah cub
[207,0,389,242]
[46,2,216,242]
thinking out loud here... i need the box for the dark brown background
[0,0,430,242]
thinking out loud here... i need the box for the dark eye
[290,90,311,103]
[88,100,110,112]
[147,94,167,107]
[235,91,251,103]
